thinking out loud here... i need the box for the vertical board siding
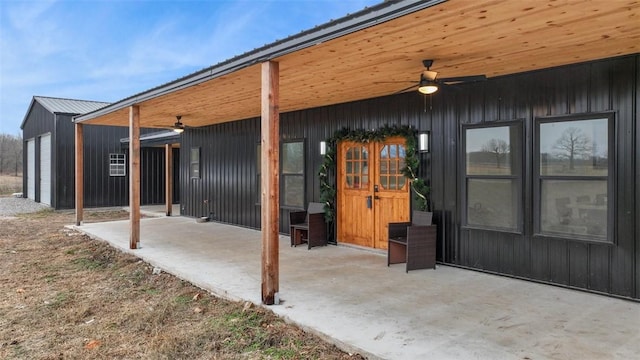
[179,55,638,300]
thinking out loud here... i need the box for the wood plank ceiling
[81,0,640,128]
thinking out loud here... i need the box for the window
[190,147,200,179]
[256,141,306,208]
[463,122,522,231]
[109,153,126,177]
[536,113,613,242]
[281,141,305,208]
[379,144,406,190]
[345,145,369,189]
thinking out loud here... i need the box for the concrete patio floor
[73,214,640,360]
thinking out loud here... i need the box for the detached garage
[21,96,175,209]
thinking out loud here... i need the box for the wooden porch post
[261,60,280,305]
[74,123,83,226]
[165,143,173,216]
[129,105,141,249]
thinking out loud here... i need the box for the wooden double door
[337,137,410,250]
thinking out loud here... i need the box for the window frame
[533,112,615,244]
[256,140,306,209]
[280,139,305,209]
[108,153,126,177]
[461,120,524,233]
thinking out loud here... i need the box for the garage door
[39,134,51,205]
[27,139,35,200]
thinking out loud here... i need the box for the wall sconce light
[419,132,429,152]
[320,141,327,155]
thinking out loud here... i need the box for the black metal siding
[450,56,638,299]
[22,104,169,209]
[180,54,638,300]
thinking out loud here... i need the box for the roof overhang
[74,0,640,129]
[120,130,181,148]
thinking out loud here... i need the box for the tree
[481,138,510,168]
[553,127,592,170]
[0,133,23,175]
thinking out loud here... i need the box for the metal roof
[21,96,111,129]
[34,96,110,115]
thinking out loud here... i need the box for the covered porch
[73,215,640,360]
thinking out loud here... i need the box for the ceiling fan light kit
[418,77,439,94]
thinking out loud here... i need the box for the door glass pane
[389,145,397,158]
[380,146,388,159]
[380,162,388,174]
[389,176,396,189]
[467,179,517,230]
[466,127,513,175]
[540,179,607,238]
[539,118,608,176]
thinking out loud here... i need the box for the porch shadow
[73,216,640,360]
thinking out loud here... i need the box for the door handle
[366,195,372,209]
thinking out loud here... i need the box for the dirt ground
[0,209,365,359]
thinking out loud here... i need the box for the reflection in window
[464,123,522,231]
[345,146,369,189]
[537,115,612,241]
[540,180,607,237]
[466,126,514,175]
[467,179,517,229]
[540,119,608,176]
[378,144,406,190]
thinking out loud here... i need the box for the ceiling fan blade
[374,80,417,84]
[393,83,419,94]
[438,75,487,84]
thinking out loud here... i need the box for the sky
[0,0,379,135]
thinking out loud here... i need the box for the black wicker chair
[387,211,436,272]
[289,202,327,249]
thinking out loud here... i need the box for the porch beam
[74,123,83,226]
[129,105,141,249]
[165,143,173,216]
[260,60,280,305]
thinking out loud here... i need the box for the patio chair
[289,202,327,249]
[387,211,436,272]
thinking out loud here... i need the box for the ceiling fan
[153,115,185,133]
[392,59,487,95]
[171,115,185,133]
